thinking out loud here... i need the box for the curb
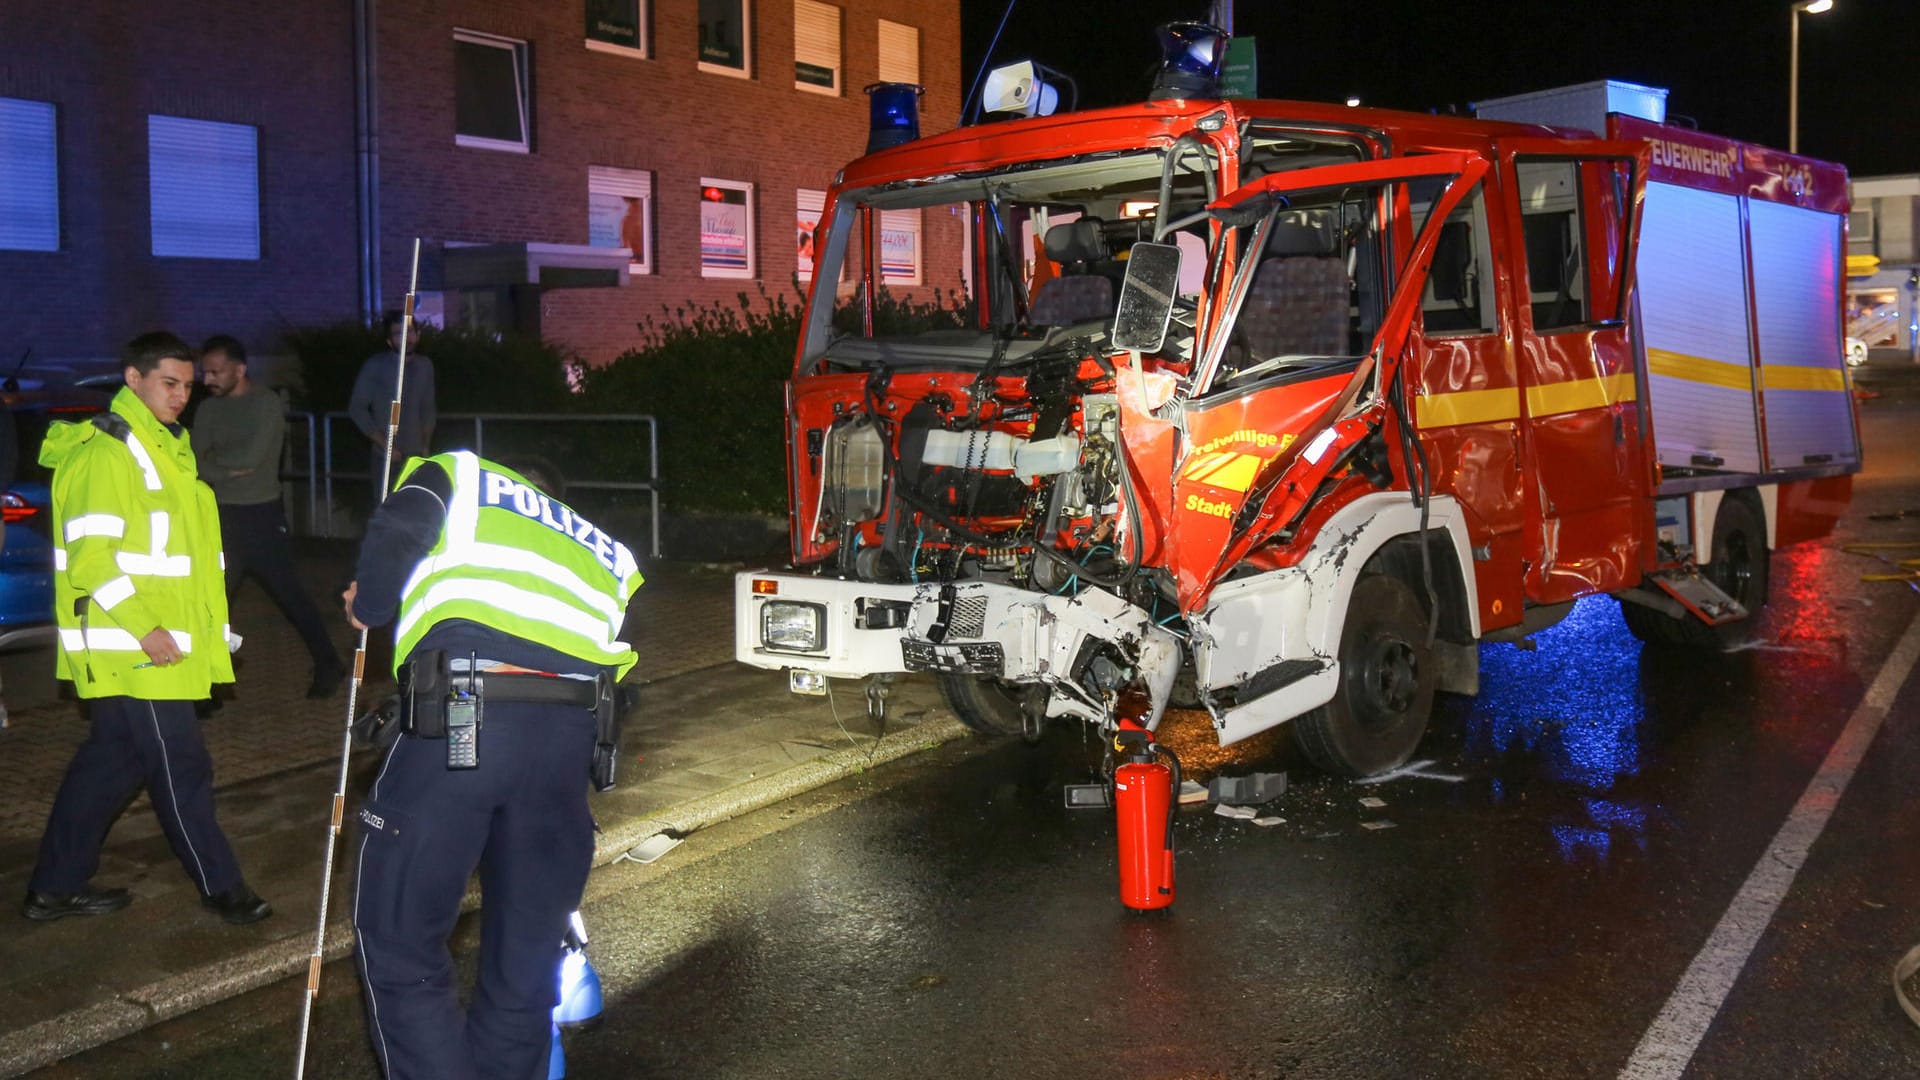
[0,715,971,1078]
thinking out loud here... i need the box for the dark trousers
[219,500,341,674]
[30,697,244,896]
[353,703,596,1080]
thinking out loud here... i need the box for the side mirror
[1110,242,1182,353]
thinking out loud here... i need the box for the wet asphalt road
[34,400,1920,1079]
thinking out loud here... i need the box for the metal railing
[280,411,661,557]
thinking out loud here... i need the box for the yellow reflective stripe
[1415,387,1521,428]
[1646,348,1754,391]
[1525,372,1639,417]
[64,514,126,541]
[58,628,192,652]
[1761,364,1848,392]
[93,575,136,610]
[394,579,624,656]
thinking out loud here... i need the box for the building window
[1847,207,1875,256]
[794,1,840,95]
[700,178,755,279]
[589,165,653,274]
[797,188,825,281]
[877,19,919,85]
[698,0,752,78]
[586,0,648,57]
[148,115,258,260]
[880,208,921,286]
[0,97,59,252]
[455,30,531,153]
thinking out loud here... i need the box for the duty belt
[468,671,599,708]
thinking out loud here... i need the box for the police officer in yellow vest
[24,332,272,925]
[343,450,641,1080]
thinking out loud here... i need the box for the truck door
[1113,154,1488,610]
[1495,142,1649,604]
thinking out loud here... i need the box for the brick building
[0,0,962,373]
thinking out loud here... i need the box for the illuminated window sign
[700,177,755,279]
[589,165,653,274]
[880,208,920,285]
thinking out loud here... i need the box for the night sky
[959,0,1920,178]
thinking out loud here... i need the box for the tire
[937,674,1034,739]
[1293,573,1437,778]
[1620,494,1769,651]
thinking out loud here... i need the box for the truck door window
[1413,179,1497,335]
[1513,158,1633,332]
[1515,160,1588,331]
[1205,184,1385,394]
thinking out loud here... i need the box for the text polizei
[481,470,636,578]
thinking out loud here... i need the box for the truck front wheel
[937,674,1036,739]
[1293,573,1436,778]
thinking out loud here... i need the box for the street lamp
[1789,0,1834,154]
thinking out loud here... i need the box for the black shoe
[202,884,273,925]
[23,886,132,921]
[307,664,346,699]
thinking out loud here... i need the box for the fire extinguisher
[1113,728,1181,911]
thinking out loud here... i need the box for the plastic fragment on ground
[1252,816,1286,827]
[1177,780,1209,805]
[1360,820,1397,831]
[1209,771,1288,806]
[623,832,684,864]
[1213,804,1257,820]
[1358,796,1387,809]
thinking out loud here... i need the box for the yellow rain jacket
[42,387,235,698]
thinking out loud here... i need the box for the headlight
[762,600,827,652]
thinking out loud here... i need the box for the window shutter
[0,98,59,252]
[794,1,840,92]
[877,20,918,85]
[148,115,259,259]
[588,165,653,200]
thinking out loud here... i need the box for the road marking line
[1357,759,1468,785]
[1620,607,1920,1080]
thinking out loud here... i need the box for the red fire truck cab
[736,70,1858,778]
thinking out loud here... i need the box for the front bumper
[734,571,1183,726]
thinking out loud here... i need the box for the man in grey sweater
[195,336,345,698]
[347,310,436,501]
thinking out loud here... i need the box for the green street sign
[1221,37,1258,99]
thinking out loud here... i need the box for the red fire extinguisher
[1113,728,1181,911]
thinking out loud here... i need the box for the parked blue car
[0,390,111,650]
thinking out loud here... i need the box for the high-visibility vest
[43,387,235,699]
[391,452,642,679]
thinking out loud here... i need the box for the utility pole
[1210,0,1233,34]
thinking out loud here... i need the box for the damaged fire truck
[735,32,1860,781]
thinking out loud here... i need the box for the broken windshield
[798,150,1217,372]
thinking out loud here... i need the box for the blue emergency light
[1149,21,1228,102]
[865,82,924,153]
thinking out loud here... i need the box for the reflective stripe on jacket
[392,451,641,679]
[43,387,234,698]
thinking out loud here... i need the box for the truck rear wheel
[937,674,1033,738]
[1293,573,1436,778]
[1621,495,1769,651]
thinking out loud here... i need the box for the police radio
[447,656,481,769]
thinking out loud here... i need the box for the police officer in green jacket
[22,332,271,925]
[344,449,640,1079]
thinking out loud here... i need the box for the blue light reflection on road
[1464,596,1651,863]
